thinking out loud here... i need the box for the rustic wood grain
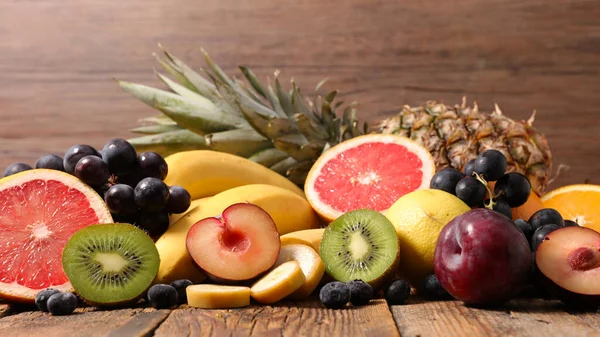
[0,307,170,337]
[391,299,600,337]
[568,308,600,331]
[1,0,599,189]
[1,0,600,335]
[153,299,399,337]
[0,304,11,318]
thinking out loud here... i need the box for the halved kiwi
[62,223,160,307]
[319,209,400,289]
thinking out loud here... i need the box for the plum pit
[220,230,250,253]
[568,247,600,271]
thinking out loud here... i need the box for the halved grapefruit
[0,169,113,303]
[304,134,436,223]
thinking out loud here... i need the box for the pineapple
[378,100,552,195]
[120,47,552,195]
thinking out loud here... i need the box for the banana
[169,197,212,225]
[154,184,321,284]
[280,228,325,253]
[274,244,326,300]
[250,260,306,304]
[164,150,305,200]
[186,284,251,309]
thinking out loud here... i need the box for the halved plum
[536,226,600,305]
[186,203,281,283]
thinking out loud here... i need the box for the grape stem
[473,172,496,209]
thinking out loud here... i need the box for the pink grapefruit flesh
[305,134,435,222]
[0,169,112,302]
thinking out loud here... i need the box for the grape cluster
[430,149,532,218]
[2,138,191,238]
[515,208,578,252]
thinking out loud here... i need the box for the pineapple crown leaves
[119,45,368,181]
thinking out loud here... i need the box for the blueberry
[35,288,61,312]
[385,279,410,305]
[170,279,193,304]
[319,281,350,309]
[147,284,179,309]
[422,274,451,300]
[3,163,32,177]
[347,279,373,306]
[35,154,65,171]
[46,292,78,315]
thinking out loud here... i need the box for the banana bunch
[154,150,322,284]
[164,150,305,199]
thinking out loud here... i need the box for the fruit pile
[430,149,531,216]
[1,118,599,316]
[3,138,192,238]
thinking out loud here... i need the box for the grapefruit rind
[304,134,436,223]
[0,169,113,302]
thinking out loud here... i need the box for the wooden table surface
[1,0,600,336]
[1,297,600,337]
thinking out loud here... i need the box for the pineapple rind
[378,101,552,195]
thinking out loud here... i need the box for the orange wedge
[540,184,600,232]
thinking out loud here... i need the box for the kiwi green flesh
[62,223,160,306]
[320,209,399,288]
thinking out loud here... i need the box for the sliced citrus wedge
[541,184,600,232]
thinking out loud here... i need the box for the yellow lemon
[385,189,471,288]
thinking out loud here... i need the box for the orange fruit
[540,184,600,232]
[0,169,113,303]
[511,190,544,221]
[304,134,435,223]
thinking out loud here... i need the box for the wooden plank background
[1,0,599,190]
[1,1,600,334]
